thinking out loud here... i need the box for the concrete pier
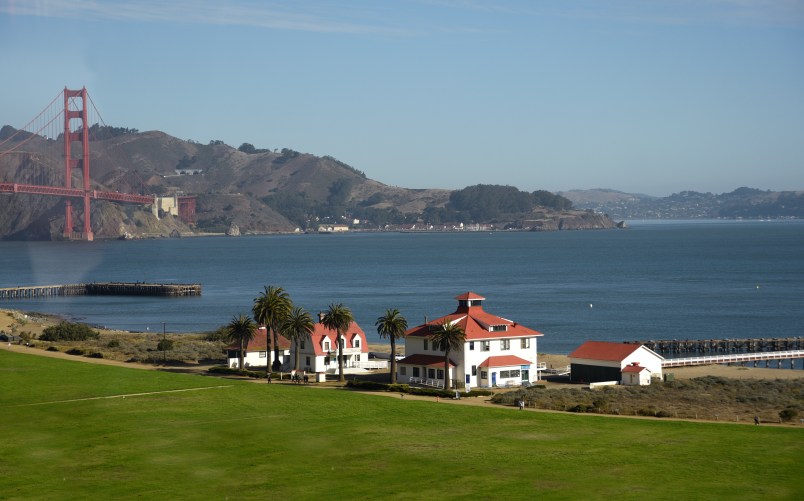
[0,282,201,299]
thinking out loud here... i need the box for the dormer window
[490,325,508,332]
[324,341,330,351]
[354,338,360,348]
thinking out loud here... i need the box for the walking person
[754,415,760,425]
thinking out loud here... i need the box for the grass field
[1,350,801,500]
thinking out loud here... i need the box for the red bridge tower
[63,87,93,241]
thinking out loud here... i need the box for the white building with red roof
[569,341,664,384]
[397,292,545,389]
[226,326,291,370]
[294,319,370,375]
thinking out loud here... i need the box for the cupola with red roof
[454,292,486,312]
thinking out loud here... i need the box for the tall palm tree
[375,308,407,384]
[429,320,466,391]
[253,285,292,373]
[226,313,256,371]
[321,303,354,382]
[282,305,315,372]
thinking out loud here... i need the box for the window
[471,365,477,376]
[324,356,330,365]
[305,356,310,365]
[324,341,330,351]
[301,341,305,349]
[480,341,490,351]
[521,338,530,349]
[428,368,435,379]
[501,339,510,350]
[500,370,520,379]
[437,369,444,380]
[412,367,420,377]
[491,325,507,332]
[400,366,407,376]
[356,354,361,361]
[480,370,488,379]
[469,341,474,351]
[354,338,360,348]
[259,351,267,358]
[423,339,428,350]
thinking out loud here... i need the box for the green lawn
[1,350,801,500]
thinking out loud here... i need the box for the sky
[1,0,803,197]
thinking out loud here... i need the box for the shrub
[779,408,798,422]
[346,380,388,391]
[66,348,85,356]
[46,346,59,352]
[386,384,410,393]
[40,321,99,342]
[462,389,492,397]
[207,366,264,378]
[637,407,657,417]
[86,352,104,359]
[567,404,595,413]
[204,327,229,342]
[157,338,174,352]
[106,339,121,348]
[407,387,453,398]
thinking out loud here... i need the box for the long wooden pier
[662,350,804,368]
[0,282,201,299]
[631,337,803,354]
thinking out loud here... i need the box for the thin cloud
[0,0,415,35]
[413,0,804,27]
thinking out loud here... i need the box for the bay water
[1,220,803,355]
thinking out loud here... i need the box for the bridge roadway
[0,182,153,204]
[0,282,201,299]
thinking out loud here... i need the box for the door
[491,372,496,387]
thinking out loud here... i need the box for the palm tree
[429,320,466,391]
[375,308,407,384]
[321,303,354,382]
[253,285,292,373]
[226,313,256,371]
[282,306,315,372]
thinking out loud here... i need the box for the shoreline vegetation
[2,307,802,426]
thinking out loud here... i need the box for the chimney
[318,312,325,323]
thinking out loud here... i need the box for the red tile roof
[477,355,532,368]
[569,341,644,362]
[622,363,648,373]
[405,293,543,341]
[397,354,456,367]
[308,321,368,356]
[226,327,291,352]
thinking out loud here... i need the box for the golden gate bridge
[0,87,195,241]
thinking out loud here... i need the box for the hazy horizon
[2,1,802,198]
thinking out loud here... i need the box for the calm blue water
[1,220,803,354]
